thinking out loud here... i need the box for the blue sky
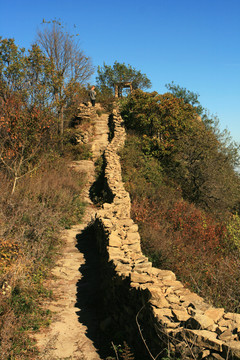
[1,0,239,142]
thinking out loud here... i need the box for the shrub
[222,213,240,252]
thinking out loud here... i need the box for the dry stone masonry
[76,102,109,161]
[93,106,240,359]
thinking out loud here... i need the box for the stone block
[130,272,154,284]
[116,218,134,227]
[108,233,122,247]
[108,247,124,261]
[158,272,177,281]
[211,353,225,360]
[103,203,112,210]
[128,224,139,232]
[166,294,180,304]
[114,262,131,274]
[224,312,240,325]
[180,292,206,308]
[184,329,224,352]
[224,341,240,358]
[101,218,113,229]
[218,318,237,331]
[172,309,191,322]
[135,255,148,264]
[187,312,215,331]
[127,242,141,252]
[153,308,172,322]
[201,349,211,358]
[133,261,152,273]
[150,297,169,308]
[125,232,141,243]
[205,308,225,322]
[218,329,237,341]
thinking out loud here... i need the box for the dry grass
[0,155,86,359]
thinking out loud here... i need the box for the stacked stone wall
[94,107,240,359]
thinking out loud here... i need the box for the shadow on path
[75,224,102,355]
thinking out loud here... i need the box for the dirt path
[35,107,109,360]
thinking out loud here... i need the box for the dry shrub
[135,197,240,312]
[0,310,17,360]
[0,155,86,358]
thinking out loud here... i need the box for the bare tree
[36,21,94,135]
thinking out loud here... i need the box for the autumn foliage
[0,93,55,193]
[121,90,199,156]
[121,131,240,312]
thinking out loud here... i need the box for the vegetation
[120,88,240,313]
[96,61,151,97]
[1,20,240,357]
[0,26,91,358]
[36,20,94,135]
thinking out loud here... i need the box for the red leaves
[167,200,220,250]
[0,93,54,161]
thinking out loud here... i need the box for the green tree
[0,37,52,108]
[165,81,220,129]
[165,81,204,114]
[121,89,197,157]
[121,88,240,216]
[165,82,240,169]
[168,125,240,216]
[96,61,151,96]
[0,37,26,99]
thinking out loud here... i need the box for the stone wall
[94,107,240,359]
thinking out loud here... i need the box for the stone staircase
[71,103,109,203]
[90,112,109,161]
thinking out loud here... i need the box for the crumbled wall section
[95,107,240,360]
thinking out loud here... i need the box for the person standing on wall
[89,85,96,107]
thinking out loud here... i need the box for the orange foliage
[0,93,54,162]
[0,239,19,268]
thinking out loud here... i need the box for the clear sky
[1,0,239,142]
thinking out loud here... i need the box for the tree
[0,37,52,108]
[0,38,54,193]
[0,37,26,100]
[0,93,54,194]
[165,82,240,168]
[165,81,221,129]
[96,61,151,96]
[36,21,94,135]
[121,89,197,156]
[121,88,240,216]
[165,81,204,115]
[169,125,240,216]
